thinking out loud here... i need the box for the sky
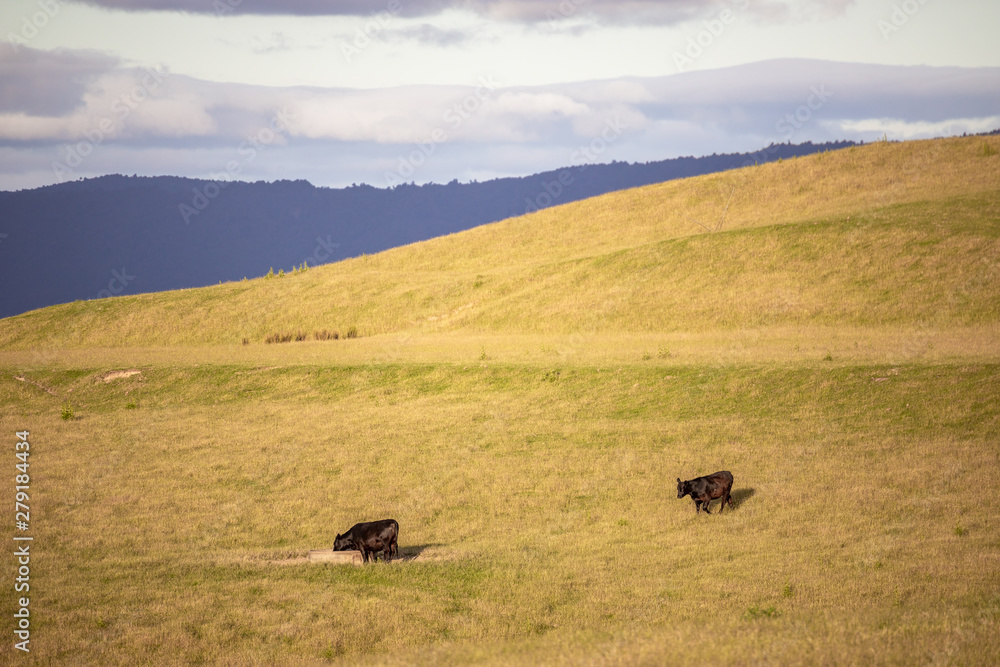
[1,0,998,191]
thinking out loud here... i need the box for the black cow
[677,471,734,514]
[333,519,399,563]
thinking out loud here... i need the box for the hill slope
[0,140,854,319]
[1,135,999,666]
[1,136,997,350]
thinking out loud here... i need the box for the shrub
[345,327,358,339]
[60,402,74,420]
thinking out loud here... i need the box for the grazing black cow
[333,519,399,563]
[677,471,734,514]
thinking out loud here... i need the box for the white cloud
[838,116,1000,140]
[1,49,998,190]
[486,91,589,118]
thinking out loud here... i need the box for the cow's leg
[702,498,712,514]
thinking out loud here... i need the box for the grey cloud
[0,45,119,115]
[1,57,997,191]
[73,0,855,24]
[2,56,998,148]
[73,0,457,17]
[623,59,1000,126]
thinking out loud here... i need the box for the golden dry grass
[1,135,999,665]
[0,135,997,348]
[1,361,998,664]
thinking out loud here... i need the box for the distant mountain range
[0,140,856,319]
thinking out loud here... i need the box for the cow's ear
[335,533,341,540]
[676,478,681,484]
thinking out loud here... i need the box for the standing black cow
[333,519,399,563]
[677,471,734,514]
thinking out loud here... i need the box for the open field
[3,355,999,664]
[2,136,999,664]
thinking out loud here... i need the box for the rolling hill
[1,135,998,665]
[2,135,996,351]
[0,140,854,319]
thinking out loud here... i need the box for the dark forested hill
[0,140,854,318]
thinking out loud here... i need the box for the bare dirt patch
[103,369,142,383]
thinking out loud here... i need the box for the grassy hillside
[2,135,999,665]
[0,136,997,348]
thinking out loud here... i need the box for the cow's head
[333,533,351,551]
[677,478,688,498]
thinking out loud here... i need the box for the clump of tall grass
[265,332,294,344]
[265,328,355,343]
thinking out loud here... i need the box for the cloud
[73,0,856,24]
[0,46,119,115]
[839,116,1000,139]
[390,23,474,47]
[73,0,456,18]
[250,32,294,54]
[1,51,998,191]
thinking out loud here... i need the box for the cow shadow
[730,487,755,510]
[396,543,444,561]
